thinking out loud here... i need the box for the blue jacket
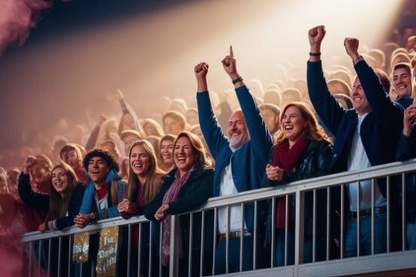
[79,170,126,219]
[197,85,273,232]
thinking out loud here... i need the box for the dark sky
[0,0,198,150]
[0,0,414,163]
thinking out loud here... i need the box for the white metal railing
[21,159,416,277]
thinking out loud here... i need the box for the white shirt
[347,114,386,211]
[218,162,248,233]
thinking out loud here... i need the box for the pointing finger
[229,45,234,58]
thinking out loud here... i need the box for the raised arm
[194,62,209,92]
[221,46,244,89]
[308,25,326,62]
[195,61,229,158]
[223,46,272,159]
[344,38,362,65]
[18,156,49,211]
[307,25,347,135]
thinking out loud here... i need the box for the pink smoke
[0,0,51,56]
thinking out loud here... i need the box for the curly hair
[83,149,119,172]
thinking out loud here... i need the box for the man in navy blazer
[307,25,403,258]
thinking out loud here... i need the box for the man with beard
[194,46,273,274]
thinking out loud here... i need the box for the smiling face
[87,157,110,186]
[160,139,174,166]
[129,144,151,177]
[281,105,306,146]
[228,110,249,149]
[51,167,69,196]
[393,67,413,98]
[350,77,371,115]
[174,136,197,175]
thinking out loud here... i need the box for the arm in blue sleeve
[78,184,94,214]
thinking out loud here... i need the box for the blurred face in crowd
[143,123,158,137]
[0,179,8,194]
[7,170,19,195]
[87,157,110,186]
[190,126,204,142]
[163,116,183,135]
[282,105,306,145]
[30,163,49,184]
[393,67,413,98]
[129,144,150,178]
[228,110,249,149]
[160,139,174,166]
[260,108,280,134]
[65,150,81,169]
[174,136,197,176]
[51,167,69,197]
[122,114,135,129]
[186,110,199,126]
[123,134,140,156]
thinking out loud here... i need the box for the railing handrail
[21,158,416,243]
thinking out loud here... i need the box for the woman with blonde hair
[117,139,166,276]
[142,118,165,138]
[119,139,165,213]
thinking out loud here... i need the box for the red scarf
[272,132,310,228]
[96,185,108,200]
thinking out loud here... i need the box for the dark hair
[59,143,83,163]
[83,149,119,172]
[393,62,412,75]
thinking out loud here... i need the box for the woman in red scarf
[263,102,333,267]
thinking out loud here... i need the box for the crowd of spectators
[0,5,416,276]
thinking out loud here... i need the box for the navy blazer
[307,59,403,197]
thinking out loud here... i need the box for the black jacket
[262,139,333,245]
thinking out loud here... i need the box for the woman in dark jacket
[262,102,333,267]
[144,131,214,277]
[20,162,86,277]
